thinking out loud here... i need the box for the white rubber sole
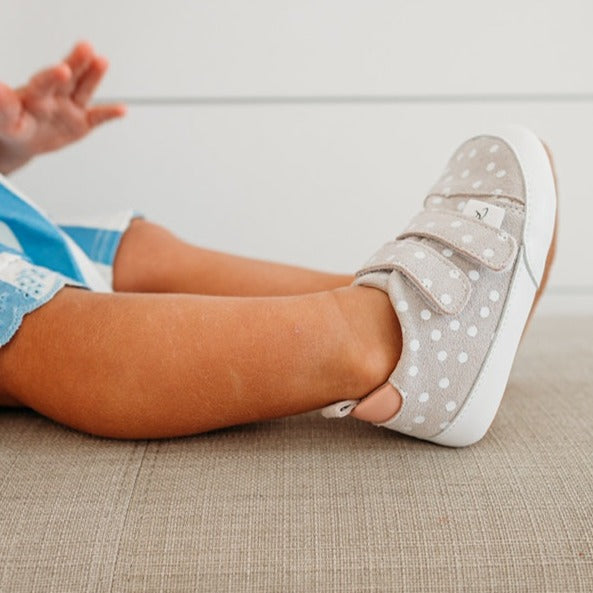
[429,126,557,447]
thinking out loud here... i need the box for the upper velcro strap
[398,210,517,271]
[357,238,471,315]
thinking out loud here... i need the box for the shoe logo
[463,198,505,229]
[475,207,489,221]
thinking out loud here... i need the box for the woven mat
[1,316,592,592]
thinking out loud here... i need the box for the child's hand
[0,41,126,175]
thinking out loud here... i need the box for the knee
[112,218,179,293]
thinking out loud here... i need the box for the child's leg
[0,285,401,438]
[113,219,354,296]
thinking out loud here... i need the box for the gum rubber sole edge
[429,126,557,447]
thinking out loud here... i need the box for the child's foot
[323,126,558,447]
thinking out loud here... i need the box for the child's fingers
[27,64,71,98]
[63,41,95,90]
[0,82,22,134]
[73,56,108,107]
[87,104,127,128]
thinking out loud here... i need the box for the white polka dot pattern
[429,135,525,204]
[357,238,472,315]
[348,135,526,440]
[399,210,517,271]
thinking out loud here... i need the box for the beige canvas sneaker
[322,126,558,447]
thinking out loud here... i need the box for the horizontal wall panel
[2,1,593,97]
[10,101,593,315]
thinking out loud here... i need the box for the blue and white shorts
[0,174,142,348]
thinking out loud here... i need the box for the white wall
[2,0,593,313]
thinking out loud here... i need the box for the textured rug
[1,316,592,592]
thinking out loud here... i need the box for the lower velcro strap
[356,238,471,315]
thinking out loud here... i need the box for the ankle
[332,286,402,397]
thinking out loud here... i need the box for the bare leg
[0,219,358,410]
[113,219,354,296]
[0,284,401,438]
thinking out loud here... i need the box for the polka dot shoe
[322,126,558,447]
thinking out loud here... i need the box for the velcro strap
[357,239,471,315]
[398,210,517,271]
